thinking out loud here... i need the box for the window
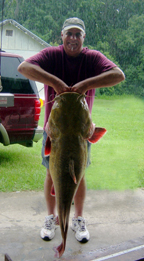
[1,57,36,94]
[6,30,13,36]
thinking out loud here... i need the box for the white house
[0,19,51,99]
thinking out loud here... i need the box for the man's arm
[17,61,69,94]
[71,67,125,94]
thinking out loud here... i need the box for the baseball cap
[62,17,85,33]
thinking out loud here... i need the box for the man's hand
[71,83,87,94]
[53,82,70,95]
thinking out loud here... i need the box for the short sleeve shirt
[26,45,116,130]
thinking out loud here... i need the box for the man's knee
[45,169,53,183]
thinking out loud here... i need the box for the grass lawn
[0,95,144,192]
[86,95,144,190]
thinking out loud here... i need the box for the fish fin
[53,242,65,258]
[44,136,51,156]
[55,215,59,225]
[88,127,107,143]
[69,159,77,184]
[50,184,55,196]
[54,215,68,257]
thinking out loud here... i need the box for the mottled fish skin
[47,92,91,257]
[45,92,106,258]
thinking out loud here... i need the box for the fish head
[48,92,92,139]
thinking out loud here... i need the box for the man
[18,17,125,243]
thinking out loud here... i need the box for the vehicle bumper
[0,123,10,145]
[33,126,43,142]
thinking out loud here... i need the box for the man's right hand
[53,82,70,95]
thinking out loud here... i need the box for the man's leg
[44,168,56,216]
[42,131,56,217]
[72,141,91,242]
[72,177,90,242]
[74,141,91,217]
[74,176,86,218]
[40,169,57,240]
[41,131,57,240]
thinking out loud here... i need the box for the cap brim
[62,25,85,34]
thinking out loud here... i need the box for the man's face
[61,28,85,57]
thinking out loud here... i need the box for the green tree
[114,14,144,96]
[2,0,144,96]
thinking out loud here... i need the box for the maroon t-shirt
[26,45,116,130]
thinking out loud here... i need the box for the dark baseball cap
[62,17,85,33]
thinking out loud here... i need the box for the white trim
[0,19,51,47]
[91,244,144,261]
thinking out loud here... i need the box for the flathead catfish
[44,92,106,258]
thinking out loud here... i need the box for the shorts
[41,131,91,169]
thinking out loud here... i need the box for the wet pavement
[0,189,144,261]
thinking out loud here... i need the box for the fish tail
[62,207,69,232]
[69,159,77,184]
[53,242,65,258]
[54,215,68,258]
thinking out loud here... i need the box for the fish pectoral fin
[44,136,51,156]
[69,159,77,184]
[50,184,55,196]
[88,127,107,143]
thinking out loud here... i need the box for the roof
[0,19,51,48]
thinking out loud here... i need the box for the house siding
[0,20,50,99]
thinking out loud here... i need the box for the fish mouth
[56,92,86,102]
[56,92,80,98]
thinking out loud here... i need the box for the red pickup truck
[0,51,43,147]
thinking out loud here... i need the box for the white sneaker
[40,214,57,240]
[71,216,90,243]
